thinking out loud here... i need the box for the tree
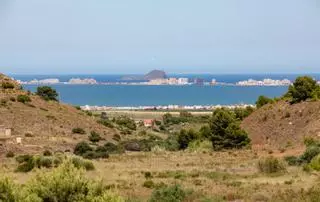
[36,86,59,101]
[287,76,318,103]
[255,96,274,108]
[177,129,198,150]
[209,108,250,150]
[89,131,102,143]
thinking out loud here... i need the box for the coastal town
[15,77,306,86]
[14,70,320,86]
[81,104,255,111]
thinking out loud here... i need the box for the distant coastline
[80,104,255,111]
[15,77,301,86]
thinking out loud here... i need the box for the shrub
[43,150,52,156]
[210,108,250,150]
[99,142,123,154]
[284,156,300,166]
[36,86,59,101]
[287,76,319,103]
[82,151,109,160]
[115,116,136,130]
[300,145,320,163]
[9,97,16,102]
[89,131,102,143]
[187,140,212,152]
[1,82,15,89]
[19,160,121,201]
[149,184,188,202]
[98,119,114,128]
[74,105,81,110]
[72,127,86,134]
[177,129,198,150]
[6,151,15,158]
[143,180,155,188]
[15,155,35,172]
[17,95,31,103]
[71,157,95,171]
[163,135,180,151]
[74,141,93,156]
[256,95,274,108]
[0,177,16,201]
[309,154,320,171]
[112,134,121,142]
[234,106,255,120]
[257,156,286,174]
[37,156,53,168]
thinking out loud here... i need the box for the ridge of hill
[0,73,117,155]
[241,100,320,149]
[144,70,167,80]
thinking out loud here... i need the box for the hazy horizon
[1,0,320,74]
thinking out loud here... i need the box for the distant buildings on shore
[236,78,292,86]
[81,104,255,111]
[17,77,320,87]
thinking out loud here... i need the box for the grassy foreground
[1,149,319,202]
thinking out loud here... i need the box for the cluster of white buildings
[17,78,60,85]
[236,78,292,86]
[81,104,255,111]
[147,78,190,85]
[67,78,98,85]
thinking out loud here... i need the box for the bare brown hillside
[0,74,117,155]
[241,100,320,149]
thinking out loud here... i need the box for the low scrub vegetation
[74,141,110,159]
[72,127,86,134]
[1,81,15,89]
[0,160,123,202]
[258,156,286,174]
[17,94,31,103]
[14,154,94,172]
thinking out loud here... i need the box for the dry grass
[1,149,317,201]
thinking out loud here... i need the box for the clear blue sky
[0,0,320,74]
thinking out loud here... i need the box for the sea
[11,74,320,107]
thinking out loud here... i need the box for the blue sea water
[12,74,320,106]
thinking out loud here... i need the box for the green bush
[74,141,93,156]
[115,116,136,130]
[72,127,86,134]
[187,140,212,152]
[210,108,251,150]
[255,95,274,108]
[1,82,15,89]
[20,160,121,201]
[234,106,255,120]
[17,95,31,103]
[98,119,114,128]
[177,129,198,150]
[163,135,180,151]
[257,156,286,174]
[89,131,102,143]
[143,180,155,189]
[300,145,320,163]
[36,86,59,101]
[149,184,188,202]
[309,154,320,171]
[71,157,95,170]
[0,177,16,202]
[287,76,319,103]
[284,156,300,166]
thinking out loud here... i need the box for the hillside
[144,70,167,80]
[0,74,117,155]
[241,100,320,149]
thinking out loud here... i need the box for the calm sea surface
[14,74,319,106]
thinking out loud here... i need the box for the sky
[0,0,320,74]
